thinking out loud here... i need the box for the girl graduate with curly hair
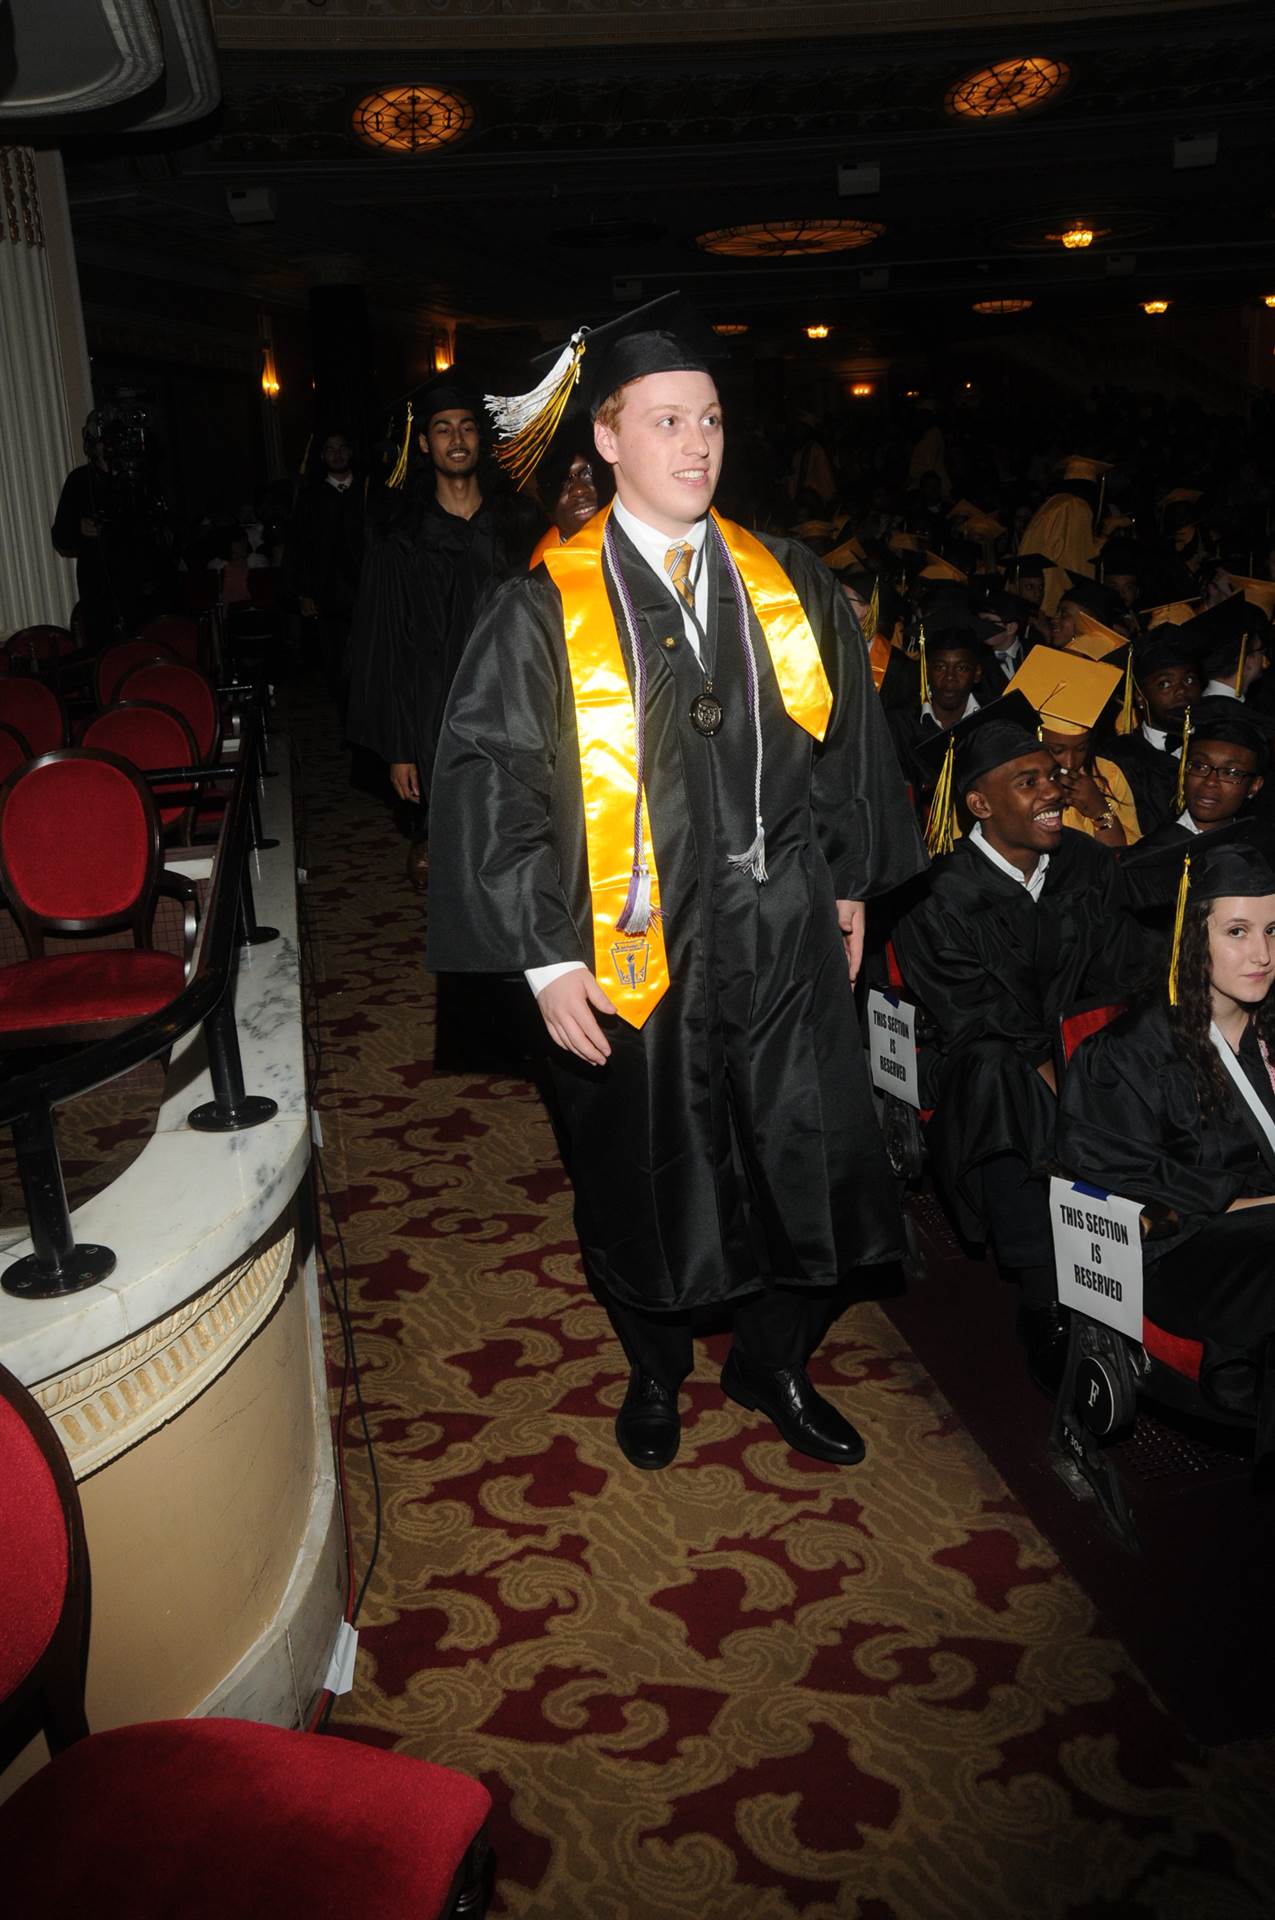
[1056,836,1275,1475]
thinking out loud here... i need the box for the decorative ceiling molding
[0,1,220,132]
[209,0,1256,54]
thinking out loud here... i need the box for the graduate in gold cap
[893,692,1148,1390]
[1057,837,1275,1481]
[1015,456,1112,615]
[428,295,926,1472]
[1005,644,1140,847]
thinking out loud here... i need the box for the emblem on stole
[610,939,650,990]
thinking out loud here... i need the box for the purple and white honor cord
[714,524,767,882]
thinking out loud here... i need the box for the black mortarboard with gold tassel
[914,690,1043,857]
[384,375,484,490]
[484,293,717,490]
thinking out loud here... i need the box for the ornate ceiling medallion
[697,219,883,258]
[352,85,474,153]
[971,299,1033,314]
[946,56,1070,122]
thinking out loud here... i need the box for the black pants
[596,1279,834,1394]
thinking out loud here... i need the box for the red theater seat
[0,1363,493,1919]
[0,677,66,757]
[82,702,197,837]
[95,639,175,710]
[138,614,201,666]
[0,722,31,782]
[0,750,183,1046]
[118,660,220,762]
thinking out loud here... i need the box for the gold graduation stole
[543,505,832,1028]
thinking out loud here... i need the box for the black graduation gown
[1056,1002,1275,1449]
[892,829,1149,1244]
[427,525,929,1313]
[345,492,515,790]
[1105,727,1179,834]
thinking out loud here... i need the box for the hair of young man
[593,383,633,436]
[1168,896,1275,1115]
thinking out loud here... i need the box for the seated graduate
[1000,553,1059,647]
[1105,628,1201,834]
[1056,839,1275,1478]
[1054,573,1137,647]
[1124,697,1268,864]
[1180,593,1270,705]
[1005,642,1139,849]
[969,581,1035,697]
[886,626,984,786]
[892,692,1149,1391]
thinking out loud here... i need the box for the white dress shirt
[969,821,1050,902]
[1177,808,1203,835]
[921,694,980,726]
[1202,677,1240,701]
[526,500,711,999]
[325,473,354,493]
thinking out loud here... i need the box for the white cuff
[525,961,588,998]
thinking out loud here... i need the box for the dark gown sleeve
[894,869,1052,1064]
[774,541,928,901]
[425,576,588,975]
[1056,1013,1252,1224]
[344,518,421,765]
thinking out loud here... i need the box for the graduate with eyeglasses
[426,296,926,1472]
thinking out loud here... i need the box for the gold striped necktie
[664,541,694,608]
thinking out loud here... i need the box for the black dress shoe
[1017,1302,1071,1398]
[615,1368,681,1470]
[721,1351,866,1465]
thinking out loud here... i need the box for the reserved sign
[1049,1176,1144,1339]
[867,988,919,1109]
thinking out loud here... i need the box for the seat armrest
[157,871,201,979]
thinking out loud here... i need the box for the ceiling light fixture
[1058,226,1095,250]
[711,322,749,336]
[947,56,1069,122]
[260,348,280,399]
[1142,299,1170,315]
[1264,295,1275,308]
[851,383,874,398]
[697,219,883,258]
[352,85,474,153]
[971,298,1033,315]
[806,323,831,340]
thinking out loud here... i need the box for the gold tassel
[918,623,931,706]
[1118,650,1135,735]
[1234,636,1248,698]
[924,734,957,856]
[1168,852,1192,1007]
[865,578,880,643]
[487,335,588,489]
[1174,705,1193,812]
[298,432,313,479]
[386,401,414,490]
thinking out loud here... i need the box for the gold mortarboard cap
[918,552,968,582]
[956,509,1007,541]
[1060,456,1114,482]
[1157,487,1203,509]
[1005,644,1122,736]
[888,530,922,553]
[1144,599,1200,628]
[1226,575,1275,620]
[822,534,868,571]
[1065,608,1128,659]
[793,518,835,540]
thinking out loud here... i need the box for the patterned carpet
[288,682,1275,1920]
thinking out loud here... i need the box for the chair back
[5,626,75,670]
[0,677,66,756]
[137,616,200,667]
[0,722,31,783]
[81,702,197,836]
[0,749,164,951]
[96,640,174,709]
[0,1362,90,1765]
[118,662,220,763]
[177,572,220,613]
[1058,999,1127,1072]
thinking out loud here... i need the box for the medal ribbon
[543,506,832,1028]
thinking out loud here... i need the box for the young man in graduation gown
[892,692,1148,1390]
[1104,628,1202,834]
[345,375,531,810]
[427,298,928,1470]
[1016,457,1111,615]
[887,627,984,789]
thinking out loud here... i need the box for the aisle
[290,684,1274,1920]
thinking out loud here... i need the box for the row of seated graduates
[789,492,1275,1518]
[0,599,267,1055]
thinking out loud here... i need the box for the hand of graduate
[836,899,865,986]
[390,761,420,803]
[537,969,617,1066]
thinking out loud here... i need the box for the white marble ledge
[0,735,312,1389]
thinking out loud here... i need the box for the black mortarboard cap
[1004,552,1056,579]
[1123,819,1270,913]
[1132,626,1200,681]
[1097,538,1143,578]
[1181,594,1271,676]
[915,690,1043,797]
[1060,574,1127,626]
[927,625,983,657]
[1187,835,1275,901]
[1189,695,1271,773]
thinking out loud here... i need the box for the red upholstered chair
[118,660,220,763]
[3,625,75,672]
[0,676,66,757]
[0,750,185,1045]
[95,639,174,710]
[138,613,200,666]
[0,1361,494,1919]
[0,722,31,783]
[82,702,198,840]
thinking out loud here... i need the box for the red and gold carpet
[290,688,1275,1920]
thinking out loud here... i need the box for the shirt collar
[325,473,353,491]
[1203,678,1240,700]
[921,694,980,725]
[969,821,1050,901]
[1178,808,1203,835]
[1142,723,1168,753]
[611,497,709,578]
